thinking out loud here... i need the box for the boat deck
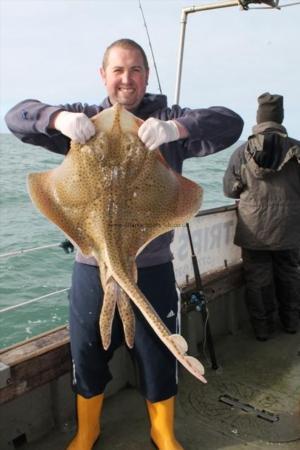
[23,323,300,450]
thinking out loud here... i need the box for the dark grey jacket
[223,122,300,250]
[5,93,243,267]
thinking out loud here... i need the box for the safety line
[0,243,61,259]
[0,288,69,314]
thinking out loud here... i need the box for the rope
[138,0,163,95]
[0,288,69,314]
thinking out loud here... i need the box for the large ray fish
[27,103,206,383]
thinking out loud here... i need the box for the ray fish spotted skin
[27,103,207,383]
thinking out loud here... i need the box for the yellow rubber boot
[66,393,104,450]
[146,396,184,450]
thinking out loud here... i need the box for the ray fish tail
[108,259,207,384]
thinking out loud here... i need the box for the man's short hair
[102,38,149,71]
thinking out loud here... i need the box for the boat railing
[174,0,298,104]
[0,289,69,315]
[0,241,73,315]
[0,240,74,260]
[0,204,238,315]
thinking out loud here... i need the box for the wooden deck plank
[0,327,70,366]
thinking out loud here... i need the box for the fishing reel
[181,287,207,314]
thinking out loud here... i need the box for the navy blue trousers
[69,261,179,402]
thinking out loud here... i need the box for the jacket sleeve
[223,144,246,198]
[5,99,102,155]
[160,105,244,158]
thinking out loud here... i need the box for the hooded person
[223,92,300,341]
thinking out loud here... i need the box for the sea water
[0,134,239,349]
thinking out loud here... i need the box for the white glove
[138,118,180,150]
[54,111,96,144]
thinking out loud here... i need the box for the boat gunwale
[0,261,243,405]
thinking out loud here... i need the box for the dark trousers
[69,261,179,402]
[242,248,300,331]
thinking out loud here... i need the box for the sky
[1,0,300,138]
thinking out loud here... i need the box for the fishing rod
[184,223,218,369]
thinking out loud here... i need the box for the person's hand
[54,111,96,144]
[138,118,180,150]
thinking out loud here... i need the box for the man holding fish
[5,39,243,450]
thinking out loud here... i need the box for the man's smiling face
[100,46,149,111]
